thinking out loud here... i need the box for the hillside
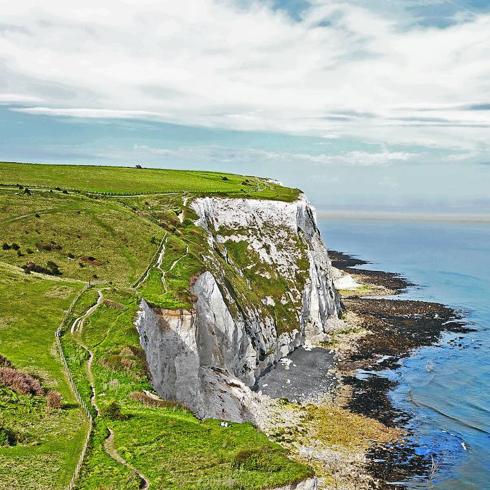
[0,162,314,489]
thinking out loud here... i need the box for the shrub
[101,401,126,420]
[0,367,43,395]
[22,261,62,276]
[11,243,20,250]
[26,248,34,254]
[46,391,63,409]
[36,241,62,251]
[2,243,11,250]
[0,355,12,367]
[0,427,17,446]
[46,261,61,276]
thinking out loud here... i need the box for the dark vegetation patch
[0,366,43,395]
[101,401,127,421]
[22,260,62,276]
[36,240,62,251]
[0,426,18,447]
[0,354,13,367]
[79,256,103,266]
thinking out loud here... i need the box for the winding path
[104,428,150,489]
[70,289,150,489]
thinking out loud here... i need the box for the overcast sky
[1,0,489,213]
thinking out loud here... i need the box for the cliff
[136,195,340,422]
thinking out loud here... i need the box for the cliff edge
[136,195,340,422]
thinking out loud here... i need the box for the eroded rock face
[136,196,339,422]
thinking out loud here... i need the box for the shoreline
[328,250,471,488]
[257,249,471,489]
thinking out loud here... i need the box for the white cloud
[132,143,417,167]
[0,0,489,153]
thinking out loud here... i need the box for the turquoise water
[319,219,490,489]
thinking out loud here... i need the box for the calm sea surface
[319,218,490,489]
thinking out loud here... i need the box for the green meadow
[0,161,299,201]
[0,162,311,489]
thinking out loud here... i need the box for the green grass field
[0,162,299,201]
[0,266,88,489]
[0,162,311,489]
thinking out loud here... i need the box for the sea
[319,218,490,489]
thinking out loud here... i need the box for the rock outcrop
[136,195,339,422]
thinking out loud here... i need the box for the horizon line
[317,210,490,224]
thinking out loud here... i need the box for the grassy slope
[0,190,164,286]
[0,266,88,489]
[75,289,311,490]
[0,162,300,201]
[0,163,311,489]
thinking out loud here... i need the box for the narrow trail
[71,289,150,488]
[55,285,93,490]
[132,234,167,289]
[161,244,189,292]
[71,290,104,334]
[104,428,150,489]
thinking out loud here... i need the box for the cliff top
[0,161,314,489]
[0,161,300,202]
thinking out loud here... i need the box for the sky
[1,0,489,213]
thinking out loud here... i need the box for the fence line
[55,284,93,490]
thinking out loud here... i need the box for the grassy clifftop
[0,162,311,489]
[0,162,300,201]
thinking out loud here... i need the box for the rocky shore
[328,250,471,488]
[256,249,471,489]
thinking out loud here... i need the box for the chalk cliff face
[136,195,339,422]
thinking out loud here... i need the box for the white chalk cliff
[136,195,340,423]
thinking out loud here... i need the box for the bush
[2,243,11,250]
[11,243,20,250]
[101,401,126,420]
[46,391,62,409]
[35,241,62,251]
[22,261,62,276]
[46,261,62,276]
[0,427,17,447]
[0,355,12,367]
[0,367,43,395]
